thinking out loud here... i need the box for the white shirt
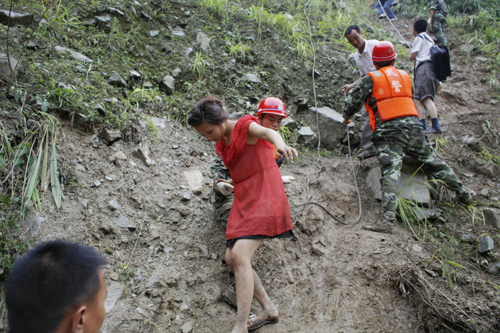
[353,39,379,76]
[411,32,434,66]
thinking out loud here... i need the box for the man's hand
[427,18,432,26]
[214,179,234,195]
[342,83,355,94]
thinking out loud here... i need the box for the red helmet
[372,41,397,61]
[257,97,288,119]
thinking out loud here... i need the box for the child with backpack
[188,96,297,332]
[410,18,442,134]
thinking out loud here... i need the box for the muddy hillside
[1,0,500,332]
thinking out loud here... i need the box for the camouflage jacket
[343,71,419,130]
[430,0,448,16]
[209,156,234,216]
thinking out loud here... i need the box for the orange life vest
[365,66,418,131]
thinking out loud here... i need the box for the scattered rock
[486,262,500,275]
[109,272,119,281]
[95,15,112,31]
[470,160,500,179]
[490,99,499,105]
[133,142,155,166]
[171,26,185,36]
[244,73,261,83]
[475,56,488,63]
[183,170,204,194]
[55,46,93,63]
[108,198,122,211]
[298,126,318,147]
[311,242,327,256]
[0,9,34,26]
[477,236,494,253]
[108,151,127,163]
[0,53,19,78]
[99,128,121,142]
[75,163,86,172]
[108,72,127,88]
[150,30,159,37]
[104,282,124,313]
[182,191,193,201]
[94,180,102,187]
[459,44,475,53]
[181,322,193,333]
[282,117,297,129]
[460,234,475,243]
[145,274,162,288]
[461,135,483,152]
[160,75,175,95]
[483,208,500,229]
[196,32,210,50]
[111,214,136,230]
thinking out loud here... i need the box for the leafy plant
[228,43,251,61]
[190,52,211,79]
[278,126,293,145]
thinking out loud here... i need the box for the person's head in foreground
[188,96,229,142]
[372,41,397,69]
[6,240,107,333]
[257,97,287,132]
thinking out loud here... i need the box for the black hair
[413,18,428,33]
[6,240,107,333]
[188,96,229,127]
[344,25,361,37]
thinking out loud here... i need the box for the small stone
[111,214,136,230]
[145,275,162,288]
[475,56,488,63]
[181,322,193,333]
[99,129,121,142]
[150,30,159,37]
[311,242,327,256]
[108,198,121,211]
[478,236,494,253]
[94,180,102,187]
[75,163,86,172]
[104,282,124,313]
[182,191,192,201]
[460,234,475,243]
[483,208,500,229]
[244,73,261,83]
[412,244,422,252]
[109,272,119,281]
[486,262,500,275]
[133,142,155,166]
[108,151,127,163]
[490,99,498,105]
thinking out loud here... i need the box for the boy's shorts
[413,61,436,101]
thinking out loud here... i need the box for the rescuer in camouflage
[428,0,448,47]
[343,43,471,224]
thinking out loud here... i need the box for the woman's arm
[248,122,298,159]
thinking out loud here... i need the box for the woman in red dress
[188,96,297,333]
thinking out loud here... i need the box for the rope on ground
[378,0,411,48]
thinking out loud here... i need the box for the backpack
[418,34,451,81]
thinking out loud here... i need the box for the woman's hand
[215,179,234,186]
[276,145,298,160]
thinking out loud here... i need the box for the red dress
[216,115,293,240]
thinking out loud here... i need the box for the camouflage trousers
[429,13,448,48]
[373,117,467,221]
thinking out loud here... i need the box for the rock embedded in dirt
[55,46,93,63]
[108,198,122,211]
[0,53,19,77]
[159,75,175,95]
[181,322,193,333]
[133,142,155,166]
[486,262,500,275]
[108,72,127,88]
[298,126,318,147]
[104,282,124,313]
[303,106,345,149]
[483,208,500,229]
[460,234,475,243]
[470,160,500,179]
[99,128,121,142]
[282,117,297,129]
[111,214,136,231]
[145,274,162,288]
[196,32,210,51]
[0,9,34,26]
[182,191,193,201]
[108,151,127,163]
[478,236,494,253]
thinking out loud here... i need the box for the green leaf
[444,260,465,269]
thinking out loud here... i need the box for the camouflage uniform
[209,156,233,226]
[429,0,448,47]
[343,73,469,221]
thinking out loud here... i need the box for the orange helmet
[372,41,397,61]
[257,97,288,119]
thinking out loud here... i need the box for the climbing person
[209,97,289,303]
[428,0,448,47]
[342,41,473,230]
[188,96,297,333]
[6,240,108,333]
[410,18,442,134]
[375,0,397,21]
[209,97,289,228]
[342,25,379,159]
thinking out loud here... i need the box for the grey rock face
[303,106,345,149]
[0,9,34,26]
